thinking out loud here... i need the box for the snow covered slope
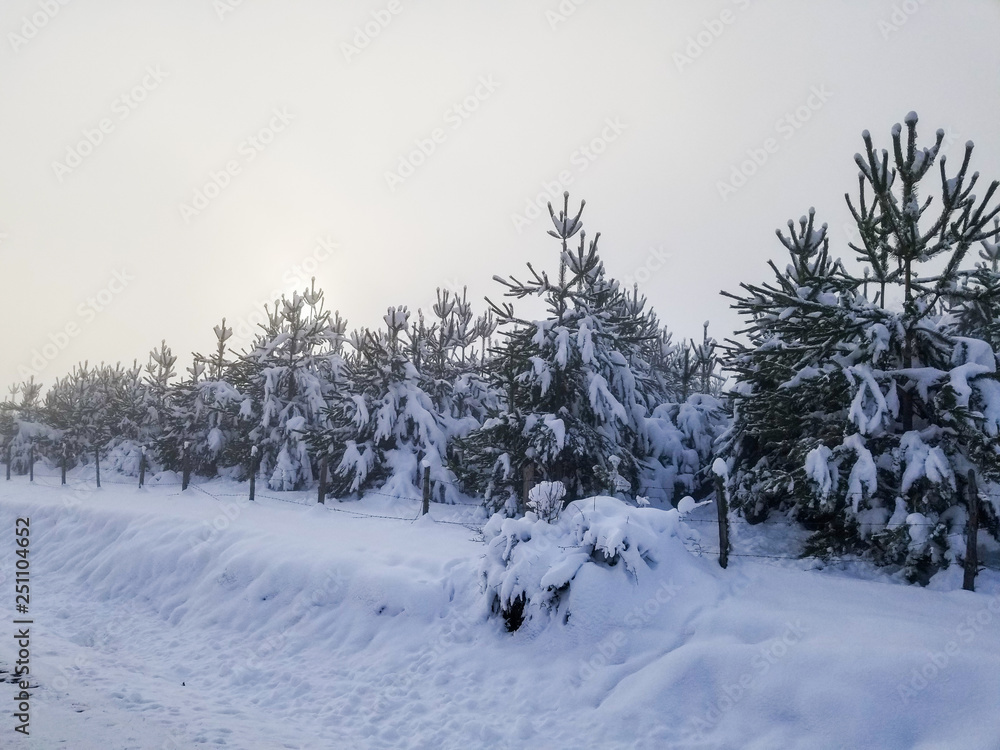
[0,474,998,749]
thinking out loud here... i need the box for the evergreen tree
[722,114,1000,580]
[156,321,245,478]
[230,282,346,490]
[948,220,1000,350]
[42,362,143,476]
[311,305,457,502]
[721,210,860,521]
[458,195,664,512]
[2,379,47,474]
[100,360,155,475]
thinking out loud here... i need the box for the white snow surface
[0,471,999,749]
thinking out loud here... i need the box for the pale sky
[2,0,999,393]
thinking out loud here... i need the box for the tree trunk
[900,258,914,432]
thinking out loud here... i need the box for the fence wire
[6,467,999,565]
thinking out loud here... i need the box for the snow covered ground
[1,470,999,749]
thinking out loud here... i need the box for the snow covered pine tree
[156,322,245,479]
[309,305,458,502]
[458,194,714,513]
[230,282,347,491]
[722,113,1000,581]
[1,379,48,475]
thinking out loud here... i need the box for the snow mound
[481,496,718,632]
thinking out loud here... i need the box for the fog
[2,0,998,392]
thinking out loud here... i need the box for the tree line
[4,113,999,581]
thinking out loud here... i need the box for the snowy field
[1,470,999,750]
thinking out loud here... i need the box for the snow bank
[2,477,999,749]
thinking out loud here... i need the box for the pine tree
[721,210,860,522]
[41,362,140,476]
[2,379,47,474]
[231,282,346,490]
[458,195,664,512]
[722,114,1000,580]
[101,360,155,475]
[948,220,1000,350]
[156,321,245,478]
[311,305,456,502]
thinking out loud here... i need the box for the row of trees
[1,196,724,514]
[9,113,993,581]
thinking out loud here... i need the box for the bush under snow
[481,495,714,632]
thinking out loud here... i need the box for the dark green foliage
[722,114,1000,578]
[457,195,681,512]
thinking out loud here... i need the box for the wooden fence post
[317,454,328,505]
[28,442,34,482]
[5,442,10,481]
[61,443,67,485]
[714,473,730,569]
[521,462,534,516]
[248,445,258,502]
[181,441,191,491]
[138,445,146,489]
[94,445,100,488]
[421,460,431,515]
[964,470,980,592]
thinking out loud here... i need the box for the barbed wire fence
[10,458,486,534]
[5,450,998,583]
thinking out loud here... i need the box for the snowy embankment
[1,473,999,750]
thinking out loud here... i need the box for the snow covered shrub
[527,480,566,522]
[721,114,1000,580]
[481,496,673,631]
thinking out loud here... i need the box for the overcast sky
[2,0,999,393]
